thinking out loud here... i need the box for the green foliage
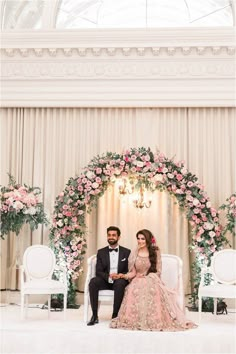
[220,193,236,237]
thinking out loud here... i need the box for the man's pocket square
[121,258,126,261]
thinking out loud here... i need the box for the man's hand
[109,273,120,280]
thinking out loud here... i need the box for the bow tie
[109,248,118,252]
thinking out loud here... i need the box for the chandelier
[117,178,134,196]
[133,185,152,209]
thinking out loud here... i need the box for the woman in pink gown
[110,229,197,331]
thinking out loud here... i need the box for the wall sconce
[133,185,152,209]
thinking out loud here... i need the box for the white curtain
[1,107,235,294]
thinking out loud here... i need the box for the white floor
[1,301,236,354]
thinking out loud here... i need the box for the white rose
[13,201,24,210]
[136,161,144,167]
[86,171,95,180]
[92,182,99,189]
[28,207,37,215]
[193,198,200,206]
[57,220,64,227]
[204,222,213,230]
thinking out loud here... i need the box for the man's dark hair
[107,226,121,237]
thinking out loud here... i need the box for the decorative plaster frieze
[1,61,234,80]
[1,46,235,58]
[77,48,87,56]
[227,46,236,55]
[1,29,235,107]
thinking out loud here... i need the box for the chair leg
[63,292,67,320]
[48,295,51,319]
[214,298,217,316]
[25,295,29,318]
[21,293,24,320]
[198,296,202,324]
[84,295,89,323]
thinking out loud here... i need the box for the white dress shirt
[108,246,119,283]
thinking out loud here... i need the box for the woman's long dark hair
[136,229,159,274]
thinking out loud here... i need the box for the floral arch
[49,147,228,302]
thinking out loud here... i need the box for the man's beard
[108,239,118,246]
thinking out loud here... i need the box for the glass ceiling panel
[2,0,44,29]
[1,0,234,29]
[56,0,234,28]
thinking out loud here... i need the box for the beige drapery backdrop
[0,107,235,294]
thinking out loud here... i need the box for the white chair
[198,249,236,322]
[20,245,67,320]
[83,253,184,322]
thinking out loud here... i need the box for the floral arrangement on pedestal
[220,193,236,237]
[50,147,228,305]
[0,174,48,239]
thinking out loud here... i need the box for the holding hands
[110,273,129,280]
[110,273,122,280]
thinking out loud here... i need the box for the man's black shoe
[87,315,99,326]
[111,313,118,319]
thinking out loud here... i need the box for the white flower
[57,220,64,227]
[86,171,95,180]
[92,182,99,189]
[136,161,144,167]
[13,201,23,210]
[204,222,213,230]
[193,198,200,206]
[28,207,37,215]
[209,231,216,238]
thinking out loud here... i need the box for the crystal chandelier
[133,185,152,209]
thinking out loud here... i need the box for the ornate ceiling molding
[1,29,235,107]
[1,46,236,58]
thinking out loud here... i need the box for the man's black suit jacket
[96,246,131,282]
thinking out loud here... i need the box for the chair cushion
[22,279,66,294]
[199,284,236,298]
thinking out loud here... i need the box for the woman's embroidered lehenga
[110,250,197,331]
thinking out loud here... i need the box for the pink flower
[176,174,183,181]
[96,168,102,174]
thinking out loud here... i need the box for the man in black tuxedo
[87,226,131,326]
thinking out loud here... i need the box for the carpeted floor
[1,302,236,354]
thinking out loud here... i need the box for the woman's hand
[118,273,129,280]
